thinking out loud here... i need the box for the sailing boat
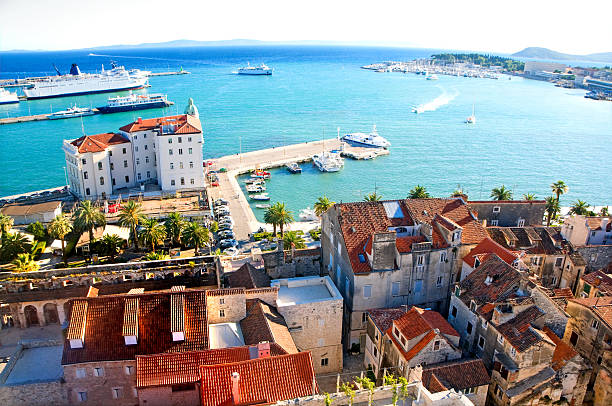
[465,104,476,124]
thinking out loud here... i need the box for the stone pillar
[36,304,46,327]
[57,301,67,325]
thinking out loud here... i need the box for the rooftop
[69,132,129,153]
[226,263,270,289]
[271,276,341,306]
[542,327,578,371]
[486,227,563,255]
[422,359,490,393]
[208,323,244,349]
[496,306,548,353]
[3,344,63,386]
[463,237,519,268]
[0,201,61,217]
[119,114,201,134]
[569,296,612,328]
[582,270,612,295]
[367,307,409,333]
[240,299,298,354]
[393,307,459,341]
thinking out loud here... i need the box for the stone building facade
[261,243,321,279]
[467,200,546,227]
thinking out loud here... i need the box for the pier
[148,71,191,76]
[0,113,52,125]
[207,139,388,241]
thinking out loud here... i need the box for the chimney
[602,218,609,231]
[257,342,271,358]
[137,117,143,124]
[67,300,88,349]
[171,293,185,341]
[122,297,139,345]
[231,372,240,404]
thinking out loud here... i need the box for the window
[373,347,378,357]
[583,284,592,295]
[478,335,485,350]
[188,147,193,154]
[76,368,86,378]
[363,285,372,298]
[318,338,325,346]
[401,335,406,346]
[433,340,440,351]
[180,177,185,185]
[440,252,447,262]
[86,188,91,196]
[136,158,140,165]
[137,173,142,181]
[171,383,196,392]
[170,163,174,170]
[145,156,149,164]
[180,162,184,169]
[97,162,102,170]
[125,366,134,375]
[178,148,183,155]
[83,171,88,180]
[497,335,504,344]
[569,331,578,346]
[470,301,477,312]
[81,158,86,165]
[321,358,329,367]
[110,162,114,170]
[517,219,525,227]
[124,160,128,168]
[93,367,104,377]
[188,137,192,142]
[147,171,150,178]
[531,257,541,266]
[123,148,126,154]
[394,327,399,338]
[178,137,182,143]
[437,276,443,287]
[591,319,600,329]
[169,149,173,155]
[99,177,104,185]
[219,309,225,318]
[493,206,501,213]
[511,347,516,357]
[168,139,172,144]
[466,322,473,335]
[125,175,129,183]
[112,387,122,399]
[555,257,563,267]
[451,306,457,317]
[134,135,138,140]
[144,144,148,150]
[190,178,194,185]
[591,231,596,237]
[133,388,138,398]
[171,180,175,186]
[189,161,194,168]
[490,219,499,226]
[417,255,425,266]
[77,391,87,402]
[220,298,225,305]
[392,281,400,296]
[494,384,503,398]
[135,146,139,152]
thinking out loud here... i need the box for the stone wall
[594,366,612,406]
[63,360,137,405]
[205,289,247,324]
[576,245,612,271]
[529,286,568,338]
[244,287,278,307]
[138,384,199,406]
[468,201,545,227]
[0,381,67,406]
[262,248,322,279]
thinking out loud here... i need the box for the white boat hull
[23,73,148,99]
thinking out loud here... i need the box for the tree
[600,206,609,216]
[551,180,568,202]
[545,196,560,226]
[101,234,124,260]
[523,193,537,201]
[209,221,219,234]
[73,200,106,243]
[282,231,306,249]
[0,214,13,238]
[408,185,431,199]
[364,192,382,202]
[451,185,465,198]
[48,214,72,256]
[0,232,31,262]
[570,200,590,215]
[273,202,294,236]
[490,185,512,201]
[26,221,47,241]
[118,200,144,250]
[264,207,279,236]
[340,382,355,406]
[314,196,335,216]
[12,253,39,273]
[165,212,186,246]
[139,218,166,252]
[183,221,209,254]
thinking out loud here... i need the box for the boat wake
[413,89,459,114]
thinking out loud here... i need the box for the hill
[512,47,612,63]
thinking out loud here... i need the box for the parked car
[219,230,235,239]
[218,218,234,226]
[215,208,230,217]
[219,239,238,249]
[223,247,239,256]
[214,198,228,207]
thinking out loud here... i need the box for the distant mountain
[90,39,266,50]
[512,47,612,63]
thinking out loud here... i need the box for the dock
[207,139,388,241]
[148,71,191,77]
[0,114,51,125]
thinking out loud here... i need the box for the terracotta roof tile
[393,307,459,341]
[136,343,287,388]
[542,327,578,371]
[585,217,612,231]
[70,132,130,153]
[569,297,612,328]
[582,270,612,296]
[227,263,271,289]
[367,307,409,333]
[486,227,563,256]
[389,329,437,361]
[119,114,201,134]
[496,306,545,352]
[422,359,490,392]
[240,299,298,354]
[396,235,427,253]
[199,352,317,406]
[463,237,519,268]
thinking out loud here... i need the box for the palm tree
[118,200,144,250]
[101,234,124,260]
[0,232,31,262]
[143,251,170,261]
[48,214,72,256]
[12,253,39,273]
[523,193,537,201]
[600,206,609,216]
[272,202,294,237]
[551,180,569,202]
[139,218,166,252]
[545,196,560,226]
[451,185,465,198]
[408,185,431,199]
[0,214,14,238]
[490,185,513,201]
[165,212,185,246]
[314,196,335,216]
[73,200,106,243]
[363,192,382,202]
[282,231,306,249]
[263,207,278,236]
[570,200,590,215]
[183,221,209,254]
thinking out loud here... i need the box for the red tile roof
[422,359,490,392]
[227,263,271,289]
[389,329,437,362]
[199,352,317,406]
[585,217,612,231]
[62,289,208,365]
[463,237,519,268]
[496,306,546,352]
[136,343,287,388]
[240,299,298,354]
[468,200,546,204]
[582,270,612,296]
[119,114,201,134]
[367,307,409,333]
[70,132,130,153]
[393,307,459,341]
[569,297,612,328]
[542,327,578,371]
[396,235,427,253]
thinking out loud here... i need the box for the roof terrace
[271,276,342,307]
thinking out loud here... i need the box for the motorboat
[251,170,271,179]
[286,162,302,173]
[312,151,344,172]
[244,178,265,185]
[412,106,425,114]
[48,105,95,120]
[255,204,271,209]
[299,207,319,222]
[341,125,390,149]
[0,88,19,104]
[426,74,439,80]
[465,104,476,124]
[250,193,270,201]
[238,63,272,75]
[246,184,266,193]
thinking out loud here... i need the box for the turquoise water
[1,46,611,220]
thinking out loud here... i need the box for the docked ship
[96,93,173,114]
[341,125,390,149]
[238,63,272,75]
[23,63,148,100]
[48,105,95,120]
[312,151,344,172]
[0,88,19,104]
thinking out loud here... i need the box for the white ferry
[341,125,390,149]
[96,93,173,114]
[0,88,19,104]
[312,151,344,172]
[48,105,95,120]
[23,63,148,99]
[238,63,272,75]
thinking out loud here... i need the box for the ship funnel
[70,64,81,76]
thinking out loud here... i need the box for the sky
[1,0,611,54]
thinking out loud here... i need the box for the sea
[1,46,611,221]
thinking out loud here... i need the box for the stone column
[57,301,67,325]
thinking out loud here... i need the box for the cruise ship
[237,63,272,75]
[0,88,19,104]
[341,125,390,149]
[23,64,148,99]
[96,93,173,114]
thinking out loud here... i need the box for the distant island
[431,53,524,72]
[512,47,612,64]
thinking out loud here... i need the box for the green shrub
[309,228,321,241]
[253,231,274,241]
[26,222,47,241]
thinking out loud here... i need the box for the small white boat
[341,125,390,149]
[412,106,425,114]
[244,178,265,185]
[238,63,272,75]
[256,204,271,209]
[286,162,302,173]
[246,184,266,193]
[299,207,319,222]
[426,74,439,80]
[250,193,270,201]
[0,88,19,104]
[465,104,476,124]
[312,151,344,172]
[48,105,95,120]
